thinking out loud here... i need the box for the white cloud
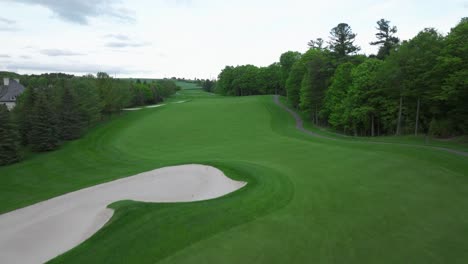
[40,49,84,57]
[6,0,135,24]
[3,61,144,75]
[0,0,465,78]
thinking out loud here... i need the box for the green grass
[174,81,202,90]
[1,90,467,263]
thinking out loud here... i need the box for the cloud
[0,17,15,25]
[0,54,11,58]
[164,0,193,7]
[5,61,143,75]
[40,49,84,56]
[103,34,150,48]
[10,0,135,25]
[105,41,150,48]
[20,55,32,59]
[0,26,17,31]
[0,16,19,31]
[105,33,130,40]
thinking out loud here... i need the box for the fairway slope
[0,164,246,264]
[1,91,467,264]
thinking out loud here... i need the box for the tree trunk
[371,115,375,137]
[415,97,420,136]
[377,119,380,136]
[315,106,318,125]
[396,96,403,136]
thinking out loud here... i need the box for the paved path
[273,95,468,157]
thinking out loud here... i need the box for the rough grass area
[1,89,467,263]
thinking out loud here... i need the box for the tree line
[0,73,180,166]
[215,18,468,138]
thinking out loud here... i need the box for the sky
[0,0,466,79]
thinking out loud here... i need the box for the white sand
[123,107,143,111]
[146,104,166,108]
[0,165,246,264]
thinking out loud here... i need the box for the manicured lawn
[1,89,467,263]
[174,80,202,90]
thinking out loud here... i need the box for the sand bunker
[146,104,166,108]
[0,165,246,264]
[123,107,143,111]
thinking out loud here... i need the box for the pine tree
[29,88,60,152]
[59,85,83,140]
[328,23,360,58]
[14,86,36,145]
[0,104,21,165]
[370,19,400,59]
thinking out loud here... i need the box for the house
[0,78,25,110]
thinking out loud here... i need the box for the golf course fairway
[0,89,467,264]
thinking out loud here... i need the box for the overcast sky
[0,0,466,79]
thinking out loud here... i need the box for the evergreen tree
[72,77,102,126]
[0,104,21,166]
[286,61,306,108]
[299,49,334,124]
[328,23,361,58]
[307,38,325,50]
[370,19,400,59]
[279,51,302,94]
[29,88,60,152]
[14,86,36,145]
[59,85,84,140]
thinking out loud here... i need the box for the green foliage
[370,19,400,59]
[0,104,21,165]
[97,72,132,115]
[3,72,179,165]
[328,23,360,58]
[72,76,102,126]
[28,88,60,152]
[257,63,282,95]
[429,118,453,138]
[216,64,281,96]
[279,51,302,93]
[322,62,355,130]
[299,49,335,123]
[435,17,468,134]
[59,85,85,140]
[285,60,306,108]
[345,59,384,135]
[156,79,179,98]
[201,79,216,92]
[13,86,36,145]
[307,38,325,50]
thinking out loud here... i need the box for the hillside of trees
[0,73,180,166]
[215,18,468,138]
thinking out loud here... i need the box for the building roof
[0,79,25,103]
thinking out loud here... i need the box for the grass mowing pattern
[1,88,467,263]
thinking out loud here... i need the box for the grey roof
[0,79,25,103]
